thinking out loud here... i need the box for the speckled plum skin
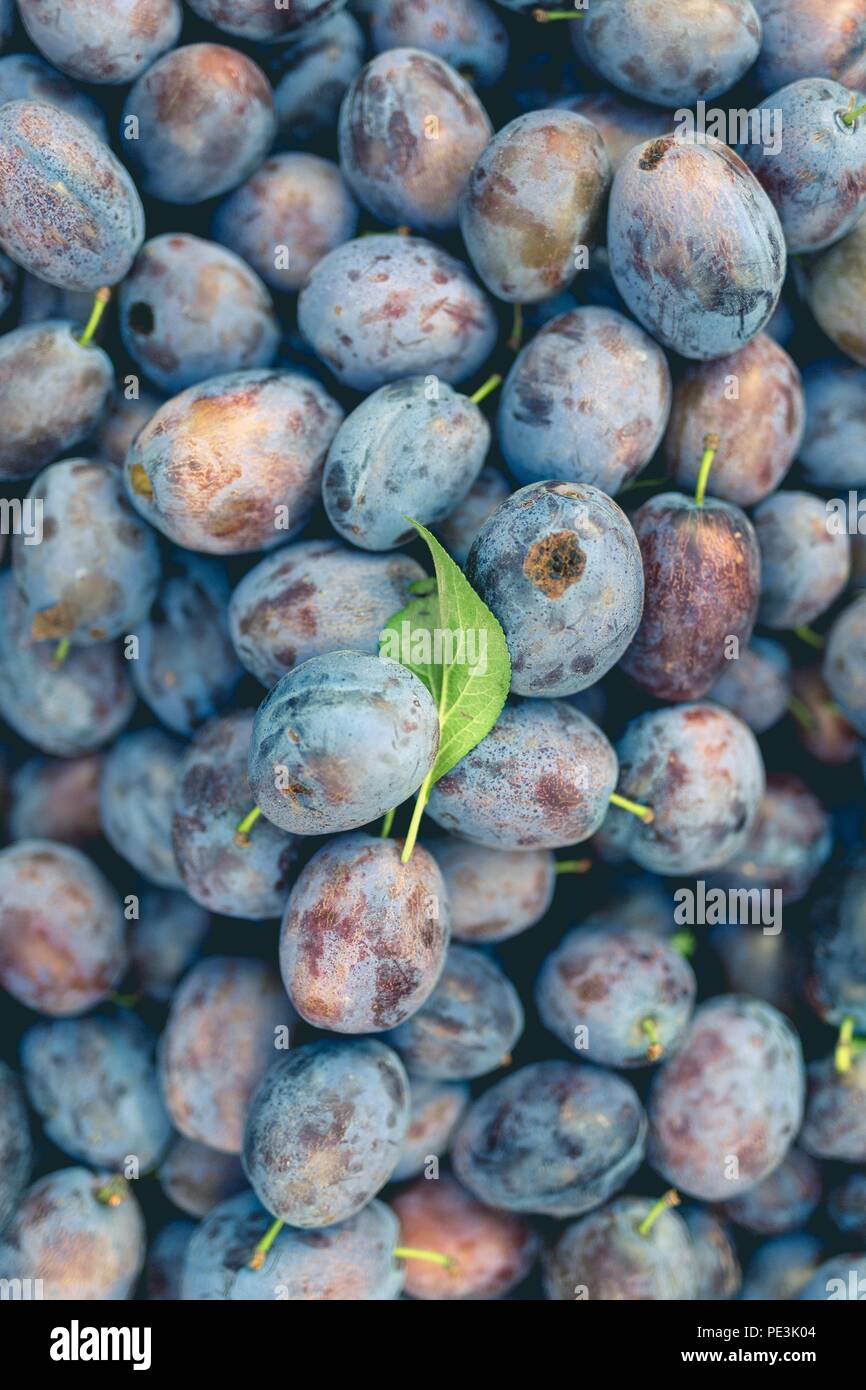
[452,1060,646,1217]
[121,44,276,205]
[545,1197,698,1302]
[158,1138,244,1219]
[800,1252,866,1301]
[212,154,358,295]
[0,54,108,139]
[708,637,791,733]
[131,553,242,736]
[280,833,450,1033]
[558,92,675,173]
[0,1063,31,1235]
[608,135,785,361]
[13,459,161,645]
[124,370,343,555]
[159,956,296,1156]
[709,773,832,905]
[118,235,279,395]
[338,49,491,232]
[663,336,804,506]
[829,1174,866,1240]
[18,0,181,83]
[575,0,761,105]
[648,996,805,1202]
[9,754,103,846]
[801,216,866,365]
[808,858,866,1030]
[130,889,210,1004]
[371,0,507,85]
[99,730,184,889]
[392,1174,538,1300]
[248,651,440,837]
[0,101,144,290]
[754,491,850,629]
[242,1039,410,1227]
[430,839,554,944]
[620,492,760,702]
[459,111,610,304]
[0,574,136,756]
[183,1192,403,1302]
[741,1233,823,1301]
[189,0,347,42]
[823,596,866,734]
[681,1208,741,1300]
[436,465,511,568]
[21,1014,172,1171]
[720,1149,822,1235]
[270,12,364,146]
[536,927,696,1069]
[297,234,497,391]
[388,944,523,1079]
[0,1168,145,1301]
[0,322,114,480]
[753,0,866,95]
[392,1079,470,1181]
[801,1054,866,1162]
[497,310,671,495]
[801,359,866,488]
[229,540,425,689]
[171,712,301,920]
[0,841,127,1016]
[743,80,866,254]
[323,378,490,551]
[467,483,644,697]
[603,704,765,875]
[427,699,618,851]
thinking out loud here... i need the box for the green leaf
[379,520,511,858]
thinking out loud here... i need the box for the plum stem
[670,930,696,957]
[637,1189,680,1237]
[393,1247,455,1270]
[380,807,396,838]
[794,625,825,650]
[95,1176,128,1208]
[694,433,719,506]
[78,287,111,347]
[842,101,866,125]
[835,1015,856,1074]
[470,373,502,406]
[620,475,665,493]
[401,773,431,863]
[507,302,523,353]
[609,791,654,824]
[250,1217,284,1270]
[641,1016,663,1062]
[533,8,585,20]
[235,805,262,846]
[52,637,71,667]
[787,694,816,731]
[554,857,592,875]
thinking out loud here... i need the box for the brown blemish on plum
[523,531,586,598]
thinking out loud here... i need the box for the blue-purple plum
[269,12,364,147]
[248,651,439,837]
[0,1063,31,1235]
[558,91,675,172]
[740,1233,823,1301]
[99,730,184,889]
[158,1137,245,1218]
[754,490,850,628]
[452,1060,646,1217]
[792,663,861,762]
[680,1208,741,1300]
[188,0,347,42]
[147,1220,194,1301]
[0,54,108,139]
[719,1148,822,1235]
[466,482,644,696]
[608,134,786,360]
[753,0,866,96]
[371,0,507,85]
[800,215,866,365]
[708,637,791,733]
[9,754,103,845]
[427,698,618,851]
[17,0,181,84]
[823,596,866,734]
[808,858,866,1029]
[392,1079,470,1181]
[436,465,511,569]
[497,309,670,495]
[707,773,832,904]
[544,1195,698,1301]
[801,359,866,488]
[710,924,806,1017]
[241,1039,410,1228]
[130,888,209,1004]
[430,838,554,944]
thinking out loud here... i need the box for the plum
[800,215,866,365]
[17,0,181,84]
[0,1063,31,1235]
[158,1138,245,1219]
[708,637,791,733]
[392,1079,470,1181]
[430,838,555,944]
[707,773,832,904]
[801,359,866,488]
[719,1149,822,1235]
[754,490,850,629]
[823,596,866,734]
[544,1195,698,1301]
[99,730,184,890]
[436,465,511,568]
[9,754,103,845]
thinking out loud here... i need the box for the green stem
[507,302,523,353]
[235,805,262,846]
[694,433,719,507]
[842,101,866,125]
[533,7,586,19]
[78,287,111,347]
[95,1176,128,1208]
[52,636,71,667]
[470,373,502,406]
[609,791,655,825]
[637,1189,680,1237]
[620,475,665,494]
[794,625,825,650]
[380,807,396,839]
[401,773,432,864]
[554,858,592,875]
[393,1247,454,1270]
[787,694,816,731]
[250,1217,284,1271]
[670,930,696,958]
[641,1016,663,1062]
[836,1015,856,1075]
